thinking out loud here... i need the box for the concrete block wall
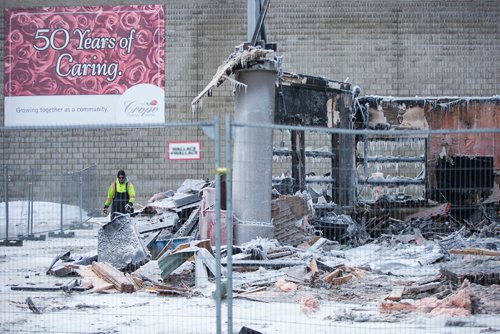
[1,0,498,205]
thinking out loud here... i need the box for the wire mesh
[226,121,500,334]
[1,120,499,334]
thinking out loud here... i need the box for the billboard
[4,5,165,127]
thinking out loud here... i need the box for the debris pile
[8,178,500,323]
[380,280,474,317]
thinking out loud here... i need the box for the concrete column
[233,59,278,245]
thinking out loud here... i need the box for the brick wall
[1,0,498,205]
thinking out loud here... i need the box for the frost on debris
[191,44,276,106]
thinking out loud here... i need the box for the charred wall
[356,96,500,212]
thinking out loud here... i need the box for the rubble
[7,176,499,334]
[440,257,500,286]
[97,215,150,272]
[271,192,314,246]
[91,261,135,293]
[380,280,474,317]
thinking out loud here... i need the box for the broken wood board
[145,282,191,297]
[386,286,405,301]
[174,206,200,237]
[91,262,135,293]
[440,258,500,285]
[449,248,500,256]
[306,237,329,253]
[73,264,115,293]
[47,264,78,277]
[233,294,270,303]
[271,194,311,246]
[321,265,369,285]
[405,282,441,294]
[266,250,295,260]
[405,203,451,222]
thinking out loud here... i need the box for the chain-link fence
[1,118,499,334]
[0,164,99,240]
[223,119,500,333]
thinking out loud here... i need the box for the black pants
[111,191,129,220]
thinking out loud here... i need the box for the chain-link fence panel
[0,166,100,240]
[224,119,500,333]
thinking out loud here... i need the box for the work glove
[125,202,133,213]
[102,206,109,216]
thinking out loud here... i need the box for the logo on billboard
[123,100,159,117]
[119,83,163,120]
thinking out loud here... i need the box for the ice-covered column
[232,59,278,245]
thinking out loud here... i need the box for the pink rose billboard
[4,5,165,127]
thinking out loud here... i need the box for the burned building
[271,77,500,239]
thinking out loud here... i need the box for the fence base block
[48,231,75,238]
[0,239,23,246]
[20,234,46,241]
[69,222,94,230]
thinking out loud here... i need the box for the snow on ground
[1,202,499,333]
[1,201,89,238]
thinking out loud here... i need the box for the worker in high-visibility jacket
[102,170,136,219]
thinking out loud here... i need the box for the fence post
[60,172,64,233]
[49,172,75,238]
[4,166,9,241]
[26,171,32,236]
[22,169,45,241]
[225,115,234,334]
[30,169,34,236]
[214,116,222,334]
[1,166,22,246]
[79,170,83,224]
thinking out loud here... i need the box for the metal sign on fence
[168,141,202,160]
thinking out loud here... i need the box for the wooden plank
[385,286,405,301]
[174,207,200,237]
[329,274,353,285]
[322,266,346,283]
[449,248,500,256]
[265,250,294,260]
[47,264,77,277]
[91,262,135,293]
[405,282,441,294]
[234,295,270,303]
[307,237,328,252]
[73,264,115,293]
